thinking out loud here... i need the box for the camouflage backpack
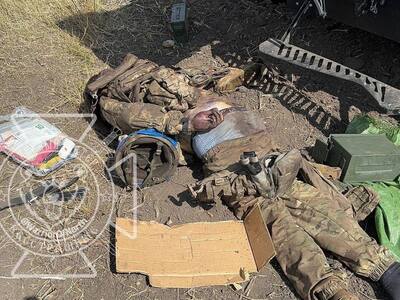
[85,53,200,135]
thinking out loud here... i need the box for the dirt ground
[0,0,399,299]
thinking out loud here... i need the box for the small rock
[348,105,362,121]
[162,39,175,48]
[231,283,242,291]
[237,86,248,93]
[165,217,173,226]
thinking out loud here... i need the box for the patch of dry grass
[0,0,174,110]
[0,0,101,57]
[0,0,105,107]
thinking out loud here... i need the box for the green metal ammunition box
[325,134,400,183]
[171,2,189,43]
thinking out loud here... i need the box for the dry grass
[0,0,173,109]
[0,0,101,59]
[0,0,105,108]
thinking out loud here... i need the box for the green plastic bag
[346,115,400,146]
[347,115,400,260]
[366,180,400,261]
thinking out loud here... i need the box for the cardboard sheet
[244,204,275,270]
[116,204,275,288]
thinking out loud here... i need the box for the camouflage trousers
[260,179,396,300]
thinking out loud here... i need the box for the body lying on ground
[86,53,400,300]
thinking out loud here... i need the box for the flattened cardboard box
[116,204,275,288]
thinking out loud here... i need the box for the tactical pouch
[345,185,380,221]
[86,53,139,98]
[188,170,236,203]
[85,54,204,139]
[86,54,200,116]
[188,169,259,218]
[86,54,158,106]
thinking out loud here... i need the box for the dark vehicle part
[259,0,400,114]
[288,0,398,42]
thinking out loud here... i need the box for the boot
[380,262,400,300]
[329,289,359,300]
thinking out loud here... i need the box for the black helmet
[114,129,179,188]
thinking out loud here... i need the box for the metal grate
[259,38,400,114]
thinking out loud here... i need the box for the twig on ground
[46,99,71,113]
[245,277,256,297]
[231,288,275,300]
[126,286,148,300]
